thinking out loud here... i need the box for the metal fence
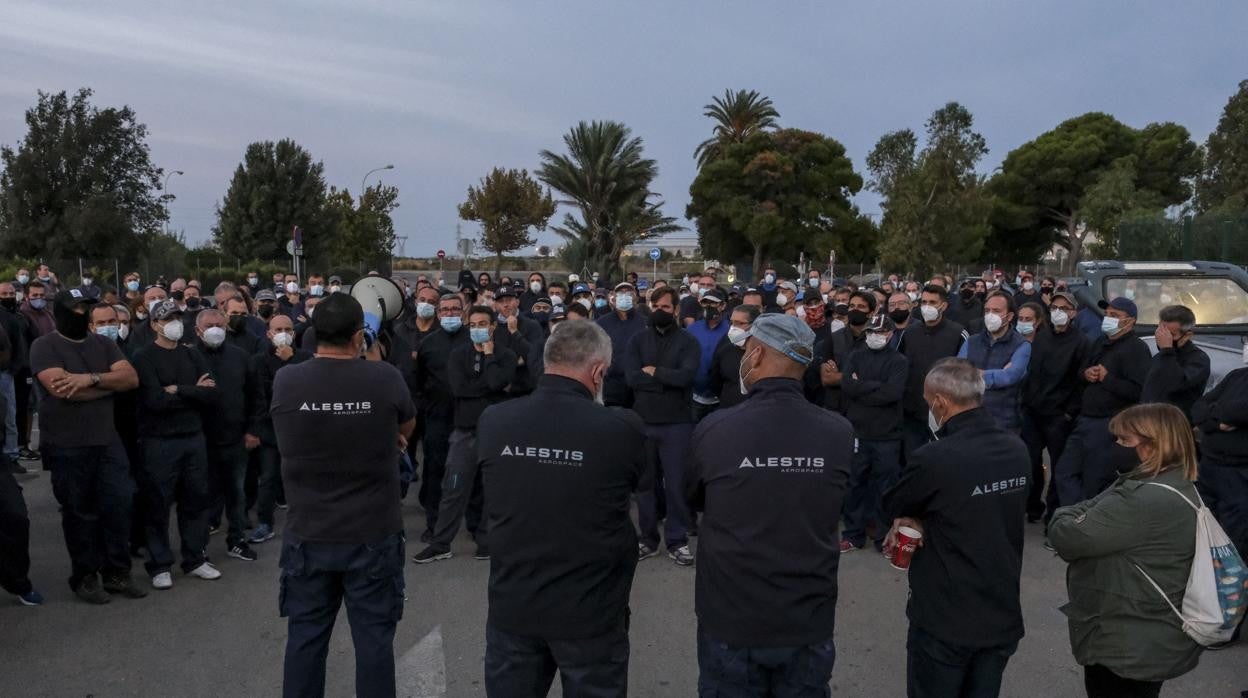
[1117,214,1248,266]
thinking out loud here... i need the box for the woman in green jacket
[1049,403,1203,698]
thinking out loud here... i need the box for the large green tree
[867,102,991,278]
[687,128,868,273]
[693,89,780,168]
[213,139,329,261]
[322,183,400,268]
[458,168,556,275]
[0,88,167,260]
[986,112,1199,271]
[1195,79,1248,213]
[538,121,679,278]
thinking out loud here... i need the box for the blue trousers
[1197,455,1248,558]
[44,438,134,588]
[637,422,694,551]
[906,625,1016,698]
[842,439,902,548]
[280,532,406,698]
[697,625,835,697]
[484,615,630,698]
[0,372,17,459]
[1053,416,1113,507]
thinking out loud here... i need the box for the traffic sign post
[436,249,446,273]
[649,247,661,284]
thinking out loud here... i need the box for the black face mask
[651,309,675,330]
[974,291,987,301]
[959,288,974,300]
[889,309,910,324]
[228,315,247,332]
[1041,286,1054,295]
[833,303,850,316]
[186,297,201,309]
[848,309,869,327]
[703,307,720,322]
[171,290,185,302]
[0,298,15,312]
[1109,443,1141,474]
[53,303,90,340]
[258,305,275,319]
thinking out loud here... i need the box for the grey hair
[544,319,613,369]
[924,358,985,406]
[214,281,237,295]
[195,307,226,327]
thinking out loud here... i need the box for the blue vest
[965,330,1026,430]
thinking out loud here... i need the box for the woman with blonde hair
[1049,402,1203,697]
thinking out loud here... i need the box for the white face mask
[118,324,130,340]
[147,299,163,312]
[983,312,1004,333]
[309,284,324,297]
[285,281,300,294]
[161,320,184,342]
[866,333,888,350]
[764,273,775,285]
[271,331,293,348]
[689,283,700,295]
[829,319,846,333]
[928,409,942,438]
[907,292,919,302]
[727,326,749,347]
[1050,309,1070,328]
[1101,316,1120,336]
[776,292,790,306]
[202,326,227,347]
[329,284,341,294]
[920,305,940,323]
[1022,281,1035,292]
[575,297,593,311]
[738,347,759,395]
[550,294,564,306]
[530,281,542,294]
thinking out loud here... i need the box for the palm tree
[539,121,681,278]
[693,89,780,168]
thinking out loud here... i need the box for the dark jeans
[485,616,630,698]
[1083,664,1162,698]
[906,625,1017,698]
[280,531,405,698]
[1196,456,1248,557]
[44,438,134,588]
[415,412,452,534]
[637,422,694,551]
[696,625,835,697]
[139,434,211,576]
[208,442,249,546]
[15,370,32,449]
[0,468,33,596]
[256,444,285,527]
[902,414,931,463]
[1021,410,1073,521]
[842,439,902,548]
[431,429,484,549]
[1053,416,1114,508]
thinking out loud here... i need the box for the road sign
[649,247,661,261]
[436,249,446,259]
[285,240,303,257]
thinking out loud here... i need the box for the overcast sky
[2,0,1245,258]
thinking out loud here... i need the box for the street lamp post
[162,170,184,236]
[362,164,395,194]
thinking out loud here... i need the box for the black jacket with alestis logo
[882,407,1029,649]
[686,377,853,646]
[478,375,646,640]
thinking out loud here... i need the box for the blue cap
[1098,297,1138,318]
[745,313,816,365]
[572,283,591,295]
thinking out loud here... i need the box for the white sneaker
[151,572,173,590]
[186,562,221,580]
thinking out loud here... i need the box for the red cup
[890,526,922,571]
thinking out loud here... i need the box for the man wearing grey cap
[687,313,853,695]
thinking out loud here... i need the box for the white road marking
[395,625,448,698]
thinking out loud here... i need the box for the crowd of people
[0,260,1244,698]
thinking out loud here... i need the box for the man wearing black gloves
[31,289,143,603]
[194,309,261,562]
[131,299,220,590]
[688,313,852,695]
[1141,304,1210,419]
[247,313,311,545]
[414,306,517,563]
[270,292,416,698]
[883,358,1029,698]
[625,287,701,566]
[1053,297,1151,510]
[900,285,967,458]
[1021,291,1090,524]
[478,321,646,697]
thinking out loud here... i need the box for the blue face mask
[95,325,119,341]
[126,280,140,292]
[1101,316,1120,336]
[615,294,634,312]
[470,327,491,344]
[440,316,462,333]
[29,298,46,310]
[594,298,608,309]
